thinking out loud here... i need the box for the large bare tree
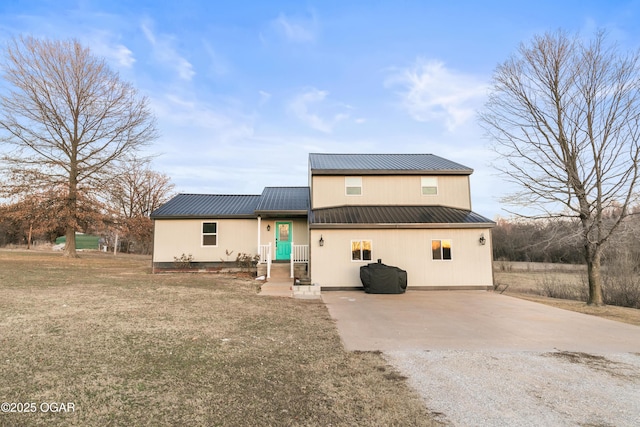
[0,36,157,257]
[480,31,640,305]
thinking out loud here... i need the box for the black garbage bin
[359,261,407,294]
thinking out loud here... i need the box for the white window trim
[345,176,362,196]
[351,239,372,262]
[202,221,218,247]
[431,239,452,261]
[421,176,438,196]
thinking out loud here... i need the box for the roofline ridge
[309,153,436,156]
[177,193,262,197]
[263,186,310,189]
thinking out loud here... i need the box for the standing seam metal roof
[309,153,473,174]
[255,187,310,212]
[151,194,261,218]
[310,205,494,225]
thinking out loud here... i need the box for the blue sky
[1,1,639,218]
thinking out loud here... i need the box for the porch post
[257,216,261,257]
[290,241,294,278]
[267,242,271,279]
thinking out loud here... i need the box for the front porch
[257,242,309,279]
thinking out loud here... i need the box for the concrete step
[269,263,291,278]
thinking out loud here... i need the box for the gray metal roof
[309,153,473,175]
[255,187,310,213]
[151,194,261,218]
[310,205,494,228]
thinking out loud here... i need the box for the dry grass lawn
[494,262,640,327]
[0,250,439,426]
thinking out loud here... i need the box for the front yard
[0,250,438,426]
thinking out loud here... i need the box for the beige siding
[311,175,471,209]
[153,218,309,263]
[153,219,257,262]
[309,228,493,288]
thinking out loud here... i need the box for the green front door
[275,222,292,260]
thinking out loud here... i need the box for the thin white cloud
[202,41,230,76]
[259,90,272,106]
[386,58,488,131]
[141,18,195,81]
[152,94,250,135]
[288,88,349,133]
[112,44,135,68]
[271,12,318,43]
[90,37,135,68]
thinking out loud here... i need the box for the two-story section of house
[150,153,495,290]
[307,153,495,290]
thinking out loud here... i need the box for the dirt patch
[544,351,640,381]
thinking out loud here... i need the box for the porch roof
[255,187,310,215]
[309,153,473,175]
[309,205,495,229]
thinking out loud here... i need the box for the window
[345,176,362,196]
[202,222,218,246]
[421,177,438,195]
[351,240,372,261]
[432,239,451,260]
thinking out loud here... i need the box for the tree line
[492,213,640,267]
[0,156,173,254]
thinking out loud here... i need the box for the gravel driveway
[322,291,640,426]
[385,350,640,426]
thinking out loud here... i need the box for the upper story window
[421,177,438,195]
[202,222,218,246]
[345,176,362,196]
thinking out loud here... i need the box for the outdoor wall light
[479,233,486,246]
[267,225,270,231]
[319,235,324,247]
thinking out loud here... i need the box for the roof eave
[309,222,496,229]
[310,169,473,176]
[255,210,309,216]
[152,214,258,220]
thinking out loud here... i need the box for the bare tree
[480,30,640,305]
[106,157,174,254]
[0,36,157,257]
[109,157,175,219]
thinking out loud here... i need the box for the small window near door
[432,239,451,260]
[345,176,362,196]
[278,223,289,241]
[421,177,438,195]
[351,240,372,261]
[202,222,217,246]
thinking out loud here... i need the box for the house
[151,153,495,290]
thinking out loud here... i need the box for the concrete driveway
[322,290,640,353]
